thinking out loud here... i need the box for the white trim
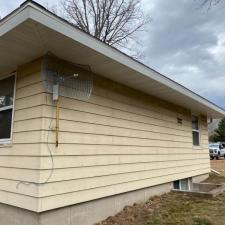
[0,2,225,117]
[28,5,225,116]
[0,5,30,36]
[0,105,13,112]
[10,73,17,144]
[0,73,16,145]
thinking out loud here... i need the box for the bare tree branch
[197,0,223,9]
[59,0,151,58]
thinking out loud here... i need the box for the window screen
[180,179,189,191]
[0,76,15,108]
[173,180,180,190]
[192,116,200,146]
[192,131,200,146]
[173,179,190,191]
[0,109,12,139]
[192,116,199,130]
[0,75,15,142]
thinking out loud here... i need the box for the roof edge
[1,0,225,117]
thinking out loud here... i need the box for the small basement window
[173,178,190,191]
[0,75,16,144]
[192,115,200,146]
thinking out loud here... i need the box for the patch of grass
[193,217,213,225]
[146,192,222,225]
[96,174,225,225]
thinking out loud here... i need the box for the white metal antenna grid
[41,54,93,101]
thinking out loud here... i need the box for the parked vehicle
[209,143,225,160]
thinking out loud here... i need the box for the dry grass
[96,174,225,225]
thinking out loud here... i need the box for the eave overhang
[0,0,225,118]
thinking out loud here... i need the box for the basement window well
[173,178,191,191]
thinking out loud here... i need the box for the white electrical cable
[16,112,55,188]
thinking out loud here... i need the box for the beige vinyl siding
[0,59,43,211]
[37,69,209,212]
[0,59,210,212]
[39,168,209,211]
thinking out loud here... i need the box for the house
[0,1,225,225]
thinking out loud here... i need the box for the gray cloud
[142,0,225,108]
[0,0,61,17]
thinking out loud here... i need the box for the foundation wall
[192,173,209,183]
[0,181,171,225]
[0,173,208,225]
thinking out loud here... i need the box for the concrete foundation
[192,173,209,183]
[0,174,208,225]
[0,203,39,225]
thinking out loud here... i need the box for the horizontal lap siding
[0,60,210,212]
[38,74,209,211]
[39,168,209,211]
[0,59,43,211]
[0,163,209,198]
[0,154,209,169]
[0,158,208,181]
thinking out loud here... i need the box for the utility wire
[16,113,55,188]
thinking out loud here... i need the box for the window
[192,115,200,146]
[0,75,16,143]
[173,178,190,191]
[180,179,189,190]
[173,180,180,190]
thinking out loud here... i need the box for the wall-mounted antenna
[41,54,93,147]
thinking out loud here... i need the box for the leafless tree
[199,0,223,9]
[61,0,150,57]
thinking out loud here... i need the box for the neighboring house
[0,1,225,225]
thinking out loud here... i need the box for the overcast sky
[1,0,225,108]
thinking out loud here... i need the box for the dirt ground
[211,159,225,176]
[95,174,225,225]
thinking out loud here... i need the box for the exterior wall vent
[177,117,183,124]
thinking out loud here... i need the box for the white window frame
[192,115,201,147]
[0,73,16,145]
[180,178,191,191]
[174,178,191,191]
